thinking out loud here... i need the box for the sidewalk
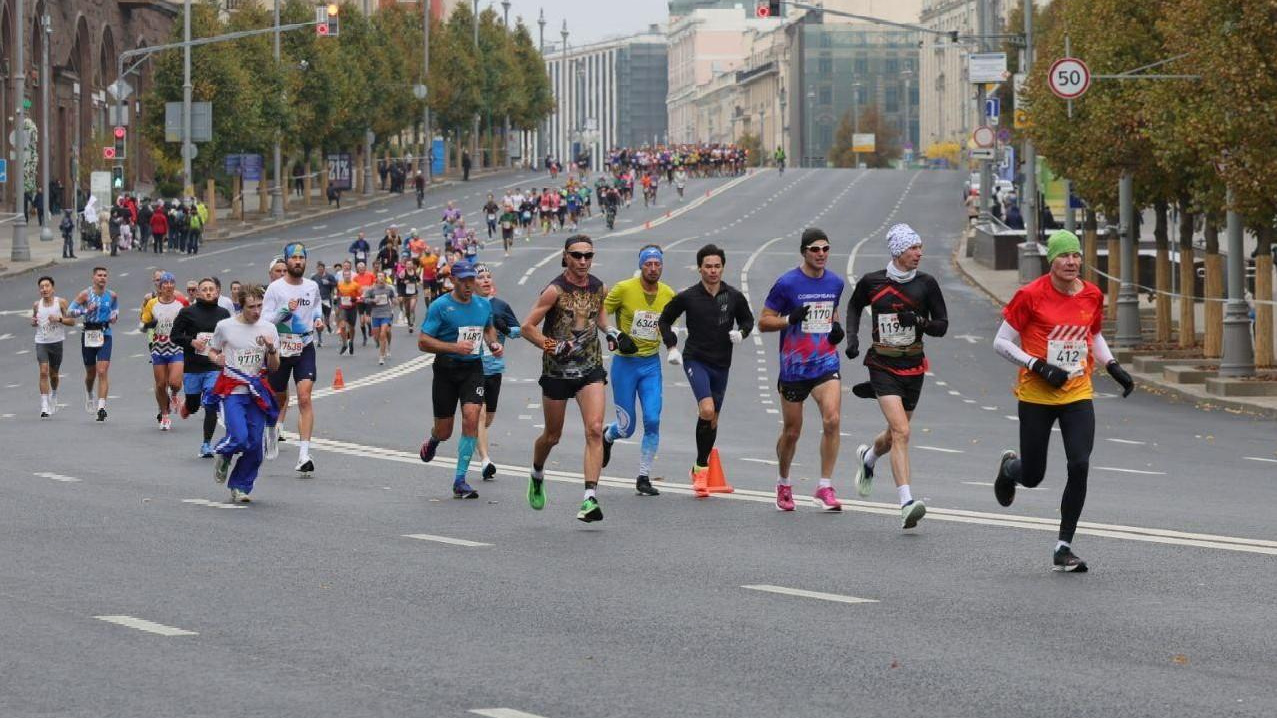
[952,231,1277,419]
[0,167,517,281]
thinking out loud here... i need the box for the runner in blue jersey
[67,266,120,422]
[417,261,502,499]
[758,228,847,512]
[474,263,521,481]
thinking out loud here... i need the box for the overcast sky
[499,0,669,46]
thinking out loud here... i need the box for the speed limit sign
[1048,57,1091,100]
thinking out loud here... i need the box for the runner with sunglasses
[262,242,324,476]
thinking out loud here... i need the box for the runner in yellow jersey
[600,244,677,496]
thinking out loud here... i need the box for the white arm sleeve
[994,320,1036,369]
[1093,332,1115,366]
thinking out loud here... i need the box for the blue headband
[283,242,308,259]
[638,247,664,267]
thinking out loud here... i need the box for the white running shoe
[213,454,231,484]
[295,456,314,475]
[264,425,280,460]
[230,489,251,504]
[49,392,58,414]
[855,444,874,497]
[159,415,172,431]
[85,393,95,414]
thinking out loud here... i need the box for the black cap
[800,227,829,250]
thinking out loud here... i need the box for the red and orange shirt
[1003,274,1105,405]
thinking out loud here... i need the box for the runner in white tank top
[32,276,73,417]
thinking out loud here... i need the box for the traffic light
[113,126,127,160]
[315,4,338,36]
[102,146,116,160]
[755,1,781,18]
[111,166,124,189]
[326,3,340,36]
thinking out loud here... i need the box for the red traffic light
[316,22,329,36]
[103,147,117,160]
[756,1,770,17]
[113,126,126,139]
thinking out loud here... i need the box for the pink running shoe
[813,485,842,512]
[775,483,795,511]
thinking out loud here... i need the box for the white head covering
[886,223,922,257]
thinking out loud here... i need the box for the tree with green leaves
[828,106,898,169]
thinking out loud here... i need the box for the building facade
[917,0,1011,152]
[1,0,176,212]
[543,28,668,168]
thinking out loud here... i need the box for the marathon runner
[417,260,501,499]
[262,242,324,476]
[353,260,376,345]
[483,194,500,239]
[140,272,190,431]
[364,271,397,365]
[206,284,280,503]
[311,261,338,348]
[601,245,675,497]
[474,263,521,481]
[520,235,610,522]
[68,267,120,422]
[397,254,422,332]
[349,232,371,267]
[172,277,232,457]
[31,276,73,418]
[758,228,846,512]
[847,224,949,529]
[335,267,362,355]
[657,243,754,496]
[992,230,1135,572]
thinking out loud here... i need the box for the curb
[949,231,1277,420]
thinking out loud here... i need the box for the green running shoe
[901,499,926,530]
[576,496,603,523]
[527,475,546,510]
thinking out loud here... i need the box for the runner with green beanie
[1046,230,1082,264]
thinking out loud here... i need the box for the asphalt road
[1,168,1274,718]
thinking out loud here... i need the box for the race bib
[404,283,417,295]
[340,296,354,308]
[801,301,834,334]
[876,313,914,347]
[487,213,496,222]
[195,332,213,356]
[279,334,305,357]
[375,295,389,306]
[1047,338,1088,378]
[156,319,174,339]
[83,329,105,348]
[630,310,660,341]
[231,348,265,373]
[457,325,484,355]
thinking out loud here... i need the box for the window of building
[854,57,868,75]
[819,86,832,105]
[885,86,899,113]
[885,58,899,74]
[818,57,833,75]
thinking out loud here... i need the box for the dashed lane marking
[1106,438,1147,446]
[1245,456,1277,464]
[181,498,247,510]
[469,709,551,718]
[403,533,492,548]
[916,445,964,454]
[95,615,198,636]
[962,481,1046,491]
[741,585,878,605]
[1094,466,1166,476]
[33,472,80,482]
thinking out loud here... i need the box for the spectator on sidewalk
[327,183,342,208]
[462,150,472,182]
[1005,203,1025,230]
[60,209,76,259]
[150,202,169,254]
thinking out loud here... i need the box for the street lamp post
[39,11,52,241]
[9,0,29,262]
[422,0,431,182]
[537,9,546,169]
[183,0,195,198]
[72,83,81,251]
[502,0,512,168]
[851,81,861,167]
[778,86,787,161]
[1221,185,1256,376]
[901,70,912,166]
[472,0,480,167]
[270,0,284,217]
[561,21,569,168]
[805,89,815,168]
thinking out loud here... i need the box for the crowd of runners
[28,158,1135,572]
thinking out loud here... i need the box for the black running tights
[1011,399,1095,543]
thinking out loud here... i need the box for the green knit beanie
[1046,230,1082,263]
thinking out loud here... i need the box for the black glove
[827,321,845,346]
[844,334,860,360]
[1106,360,1135,398]
[615,331,638,355]
[1030,358,1070,389]
[897,309,926,329]
[492,315,511,336]
[787,305,809,326]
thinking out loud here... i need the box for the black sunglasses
[805,245,831,254]
[567,251,595,260]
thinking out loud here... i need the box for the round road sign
[1048,57,1091,100]
[972,126,996,149]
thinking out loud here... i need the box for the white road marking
[1106,438,1147,446]
[15,349,29,355]
[5,383,18,388]
[517,414,533,420]
[741,584,878,605]
[741,457,782,466]
[1004,415,1019,421]
[1244,456,1277,464]
[403,533,492,547]
[469,709,550,718]
[963,399,977,404]
[845,170,922,282]
[963,480,1047,490]
[947,390,961,396]
[302,436,1277,556]
[1094,466,1166,476]
[95,615,198,636]
[181,498,247,510]
[33,472,80,482]
[916,445,964,454]
[981,406,998,411]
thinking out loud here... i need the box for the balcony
[116,0,181,15]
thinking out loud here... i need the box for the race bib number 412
[1048,339,1088,378]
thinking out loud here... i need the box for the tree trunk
[1083,209,1099,286]
[1154,199,1172,344]
[1106,226,1120,320]
[1177,197,1196,349]
[303,160,313,207]
[1203,216,1223,358]
[1255,224,1274,368]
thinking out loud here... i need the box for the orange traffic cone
[332,368,345,390]
[704,448,734,494]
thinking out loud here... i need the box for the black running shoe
[482,462,497,481]
[453,481,479,499]
[601,437,613,468]
[96,408,108,422]
[635,476,660,496]
[1053,546,1088,572]
[419,437,439,463]
[994,449,1017,507]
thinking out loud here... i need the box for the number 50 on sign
[1048,57,1091,100]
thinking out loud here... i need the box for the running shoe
[339,343,348,356]
[159,415,172,432]
[690,465,710,498]
[419,436,439,463]
[96,408,107,422]
[1053,546,1088,573]
[85,393,95,414]
[453,480,479,499]
[775,483,795,511]
[576,496,604,523]
[40,410,50,419]
[378,356,385,366]
[527,476,546,510]
[813,485,842,512]
[199,442,214,459]
[170,392,183,415]
[48,393,57,414]
[295,457,314,474]
[601,436,613,468]
[179,401,191,420]
[231,489,252,504]
[901,499,927,529]
[855,444,874,497]
[482,461,497,481]
[214,454,231,484]
[994,449,1018,507]
[264,425,280,460]
[635,476,660,496]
